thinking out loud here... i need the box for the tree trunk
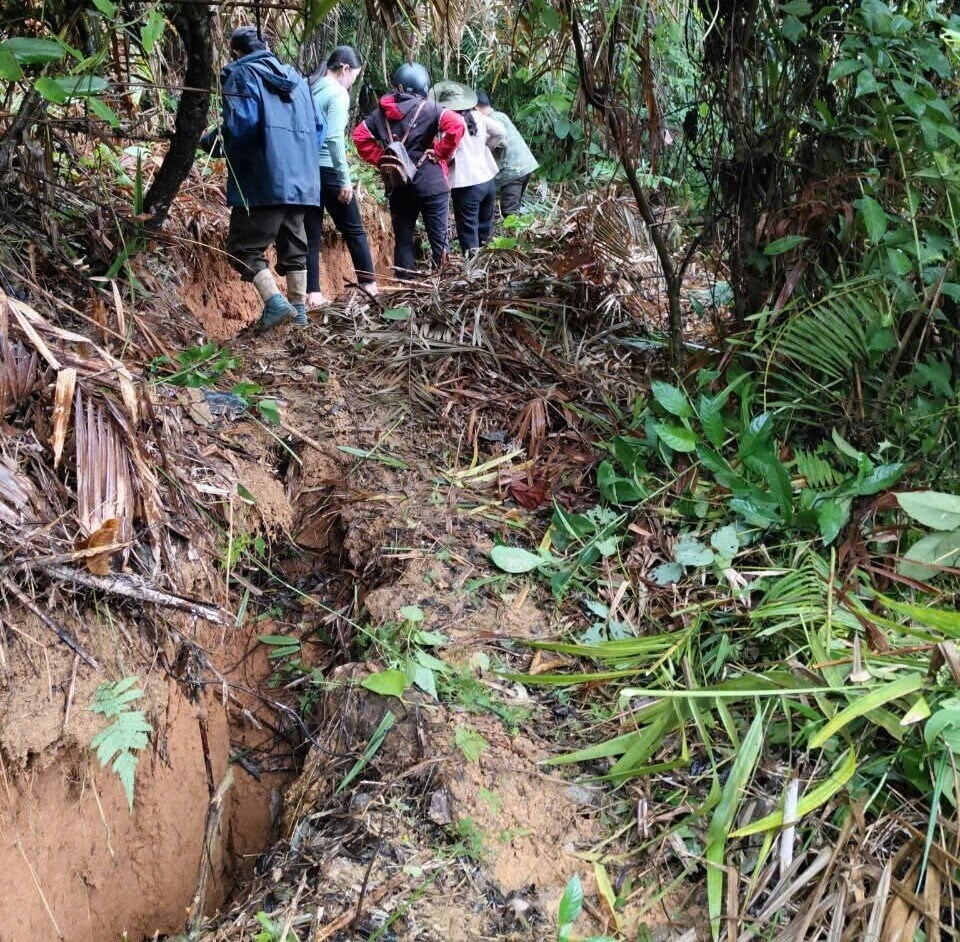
[143,2,214,227]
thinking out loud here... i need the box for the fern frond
[794,448,844,488]
[88,678,152,811]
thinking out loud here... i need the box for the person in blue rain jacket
[201,26,324,329]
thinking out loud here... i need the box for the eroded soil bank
[0,210,395,942]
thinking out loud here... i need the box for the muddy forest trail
[0,191,711,941]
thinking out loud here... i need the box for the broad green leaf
[381,306,411,320]
[674,536,714,567]
[925,706,960,752]
[652,422,698,453]
[855,68,880,97]
[399,605,424,624]
[710,525,740,559]
[763,235,808,256]
[780,14,806,42]
[558,874,584,927]
[34,76,69,104]
[729,497,779,528]
[706,713,764,939]
[651,561,683,585]
[38,74,108,100]
[698,394,726,449]
[88,96,121,128]
[361,669,408,698]
[901,696,931,726]
[0,44,24,80]
[816,497,851,545]
[808,675,925,749]
[3,37,66,64]
[595,535,619,556]
[899,531,960,580]
[857,196,888,242]
[651,380,692,418]
[91,0,118,17]
[490,545,542,573]
[730,748,856,837]
[406,659,438,698]
[850,462,905,496]
[828,58,862,83]
[896,491,960,530]
[140,8,166,54]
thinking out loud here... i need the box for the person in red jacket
[353,62,465,279]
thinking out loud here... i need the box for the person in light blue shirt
[305,46,379,308]
[476,90,539,218]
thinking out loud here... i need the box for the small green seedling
[556,874,615,942]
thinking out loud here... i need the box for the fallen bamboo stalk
[185,768,234,935]
[25,563,228,625]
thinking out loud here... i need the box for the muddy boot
[253,271,296,330]
[287,270,308,326]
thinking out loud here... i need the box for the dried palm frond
[75,389,135,544]
[0,298,44,415]
[49,368,77,468]
[0,455,38,527]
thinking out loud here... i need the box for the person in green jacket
[476,90,539,218]
[305,46,379,309]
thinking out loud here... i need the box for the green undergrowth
[488,337,959,933]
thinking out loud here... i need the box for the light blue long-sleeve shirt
[312,74,351,187]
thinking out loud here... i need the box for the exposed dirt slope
[0,212,393,942]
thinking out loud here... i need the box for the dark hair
[230,25,268,57]
[476,90,492,108]
[312,45,362,82]
[458,109,478,136]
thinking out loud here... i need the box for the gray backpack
[378,99,428,193]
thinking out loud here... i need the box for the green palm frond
[752,277,895,421]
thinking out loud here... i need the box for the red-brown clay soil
[182,194,394,338]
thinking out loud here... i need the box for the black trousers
[226,206,307,281]
[452,179,497,253]
[498,173,532,218]
[389,188,449,279]
[305,168,377,292]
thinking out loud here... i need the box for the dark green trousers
[226,206,308,282]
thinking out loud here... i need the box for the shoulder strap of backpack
[399,99,429,145]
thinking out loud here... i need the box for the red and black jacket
[353,92,465,197]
